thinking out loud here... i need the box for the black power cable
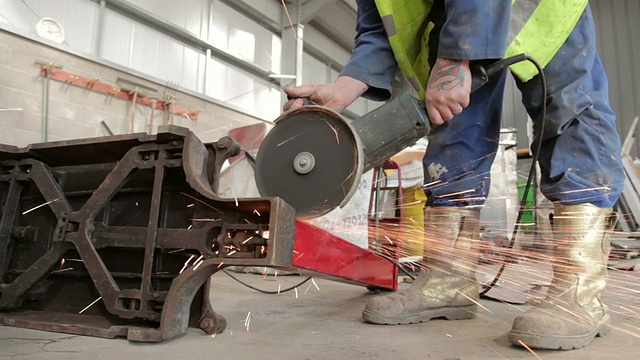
[479,55,547,296]
[223,269,313,294]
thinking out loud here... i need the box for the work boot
[508,204,616,350]
[363,206,481,324]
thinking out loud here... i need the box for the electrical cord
[479,54,547,296]
[223,268,313,294]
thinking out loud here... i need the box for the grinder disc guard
[255,106,363,218]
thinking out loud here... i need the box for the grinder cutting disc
[255,106,363,219]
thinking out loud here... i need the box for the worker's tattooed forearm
[428,59,466,91]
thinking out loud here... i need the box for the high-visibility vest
[374,0,588,99]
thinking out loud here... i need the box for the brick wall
[0,30,270,148]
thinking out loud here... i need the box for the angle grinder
[255,56,527,218]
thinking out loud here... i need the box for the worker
[283,0,625,351]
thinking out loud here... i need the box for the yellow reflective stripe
[508,0,588,81]
[375,0,433,99]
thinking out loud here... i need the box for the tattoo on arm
[428,59,466,91]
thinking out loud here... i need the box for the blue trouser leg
[514,6,624,208]
[423,69,508,206]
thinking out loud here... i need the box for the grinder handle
[285,95,314,106]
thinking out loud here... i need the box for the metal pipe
[103,0,279,86]
[94,0,107,56]
[35,60,63,142]
[42,68,50,142]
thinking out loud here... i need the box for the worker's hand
[425,58,471,126]
[283,76,368,113]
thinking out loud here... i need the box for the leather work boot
[363,206,481,325]
[509,204,617,350]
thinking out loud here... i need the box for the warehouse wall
[592,0,640,155]
[0,0,381,148]
[0,30,266,147]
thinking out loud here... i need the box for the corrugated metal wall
[505,1,640,157]
[592,0,640,155]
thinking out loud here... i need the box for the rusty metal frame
[0,125,296,342]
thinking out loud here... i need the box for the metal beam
[218,0,281,34]
[102,0,279,86]
[298,0,337,23]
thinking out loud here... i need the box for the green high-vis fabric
[374,0,588,99]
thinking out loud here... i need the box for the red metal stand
[368,160,405,260]
[292,220,398,291]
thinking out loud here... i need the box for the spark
[79,297,102,314]
[59,258,65,269]
[52,267,74,273]
[235,197,238,207]
[193,255,204,266]
[277,132,305,147]
[244,312,252,331]
[559,186,611,194]
[278,284,281,294]
[424,180,442,188]
[242,236,254,244]
[217,262,224,268]
[22,197,61,215]
[187,203,195,207]
[455,290,492,313]
[227,250,237,256]
[253,209,261,216]
[193,261,204,271]
[518,340,541,360]
[179,254,195,273]
[323,119,340,144]
[187,224,193,230]
[304,282,313,294]
[168,248,185,253]
[198,124,231,135]
[434,189,475,198]
[449,197,486,203]
[191,218,221,222]
[295,287,299,299]
[311,278,320,291]
[181,192,222,212]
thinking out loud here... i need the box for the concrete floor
[1,270,639,360]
